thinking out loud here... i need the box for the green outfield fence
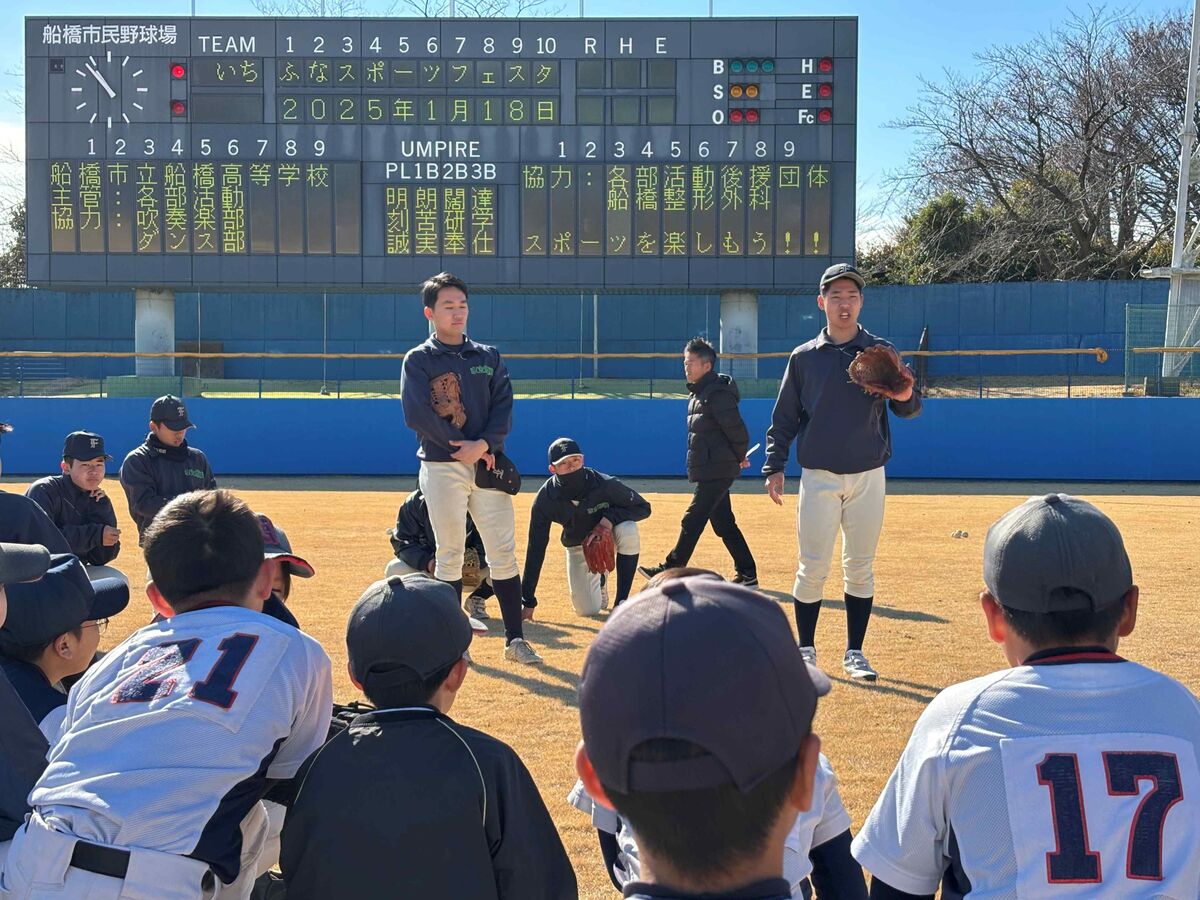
[14,346,1199,400]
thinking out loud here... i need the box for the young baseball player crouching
[279,574,577,899]
[0,489,333,900]
[853,495,1200,898]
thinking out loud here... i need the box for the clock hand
[85,62,117,99]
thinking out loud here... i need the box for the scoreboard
[25,17,856,292]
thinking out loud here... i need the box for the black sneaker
[638,563,667,579]
[733,572,759,588]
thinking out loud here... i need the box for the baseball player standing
[119,395,216,544]
[764,264,921,681]
[523,437,651,615]
[853,494,1200,898]
[26,431,123,579]
[400,272,541,665]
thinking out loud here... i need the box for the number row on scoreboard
[277,94,559,125]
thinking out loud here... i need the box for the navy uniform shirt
[119,433,216,541]
[0,492,71,554]
[0,668,49,841]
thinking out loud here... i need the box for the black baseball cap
[0,542,51,586]
[819,263,865,291]
[984,494,1133,613]
[257,515,315,578]
[63,431,112,462]
[150,395,194,430]
[0,554,130,652]
[346,575,471,692]
[548,437,583,465]
[579,575,830,794]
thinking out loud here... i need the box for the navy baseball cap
[580,575,830,794]
[0,542,51,586]
[984,494,1133,613]
[257,515,315,578]
[0,555,129,652]
[63,431,112,462]
[150,395,194,430]
[819,263,865,291]
[346,575,471,692]
[548,437,583,465]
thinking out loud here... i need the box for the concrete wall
[2,396,1196,481]
[0,281,1167,381]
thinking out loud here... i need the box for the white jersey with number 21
[852,652,1200,899]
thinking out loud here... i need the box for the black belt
[70,840,130,879]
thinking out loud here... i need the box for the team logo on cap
[177,406,186,416]
[89,437,99,448]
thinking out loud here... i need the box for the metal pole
[320,291,330,394]
[1170,0,1200,270]
[449,0,455,17]
[592,293,599,378]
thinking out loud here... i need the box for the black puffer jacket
[686,370,750,482]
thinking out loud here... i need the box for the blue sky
[0,0,1184,237]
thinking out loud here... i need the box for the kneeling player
[853,494,1200,898]
[1,489,332,900]
[522,438,650,616]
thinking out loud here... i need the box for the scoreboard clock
[26,17,857,292]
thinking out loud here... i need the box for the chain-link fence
[1125,305,1200,396]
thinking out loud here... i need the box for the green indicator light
[730,59,744,73]
[746,59,760,73]
[761,59,775,73]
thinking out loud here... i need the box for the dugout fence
[0,346,1160,400]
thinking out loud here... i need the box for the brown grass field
[5,476,1197,898]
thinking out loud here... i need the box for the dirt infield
[5,477,1197,898]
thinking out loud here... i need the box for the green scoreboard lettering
[26,16,856,291]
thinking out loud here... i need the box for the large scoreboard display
[26,17,856,292]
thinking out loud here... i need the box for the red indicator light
[170,100,187,116]
[818,57,833,73]
[819,83,833,98]
[171,63,186,79]
[745,108,760,123]
[730,109,744,123]
[817,108,833,123]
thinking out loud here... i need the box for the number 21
[1038,751,1183,883]
[112,634,258,710]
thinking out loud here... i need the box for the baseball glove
[582,526,616,575]
[430,371,467,429]
[848,345,914,396]
[330,700,375,734]
[461,546,483,589]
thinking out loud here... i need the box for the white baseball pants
[418,461,519,581]
[565,521,640,616]
[792,466,886,604]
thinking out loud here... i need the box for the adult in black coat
[640,338,757,585]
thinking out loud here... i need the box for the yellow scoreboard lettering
[220,163,246,254]
[385,186,412,255]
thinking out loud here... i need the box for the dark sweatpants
[665,478,756,575]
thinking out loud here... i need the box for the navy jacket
[0,669,48,841]
[764,326,922,476]
[522,469,651,601]
[0,656,65,730]
[119,434,216,541]
[400,336,513,462]
[25,475,120,565]
[389,489,486,574]
[686,371,750,483]
[0,492,71,554]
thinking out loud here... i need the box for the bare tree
[250,0,564,20]
[882,6,1192,281]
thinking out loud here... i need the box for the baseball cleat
[732,572,759,588]
[468,616,488,635]
[799,645,817,666]
[504,638,544,665]
[464,594,489,619]
[843,650,877,681]
[637,563,666,579]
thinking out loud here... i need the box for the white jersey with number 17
[852,650,1200,899]
[32,605,332,884]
